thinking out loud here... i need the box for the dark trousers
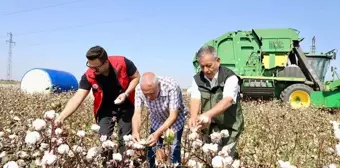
[97,105,134,156]
[147,127,183,168]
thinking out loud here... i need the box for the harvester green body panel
[193,28,340,109]
[311,79,340,108]
[311,90,340,108]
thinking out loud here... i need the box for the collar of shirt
[158,83,167,97]
[204,70,219,88]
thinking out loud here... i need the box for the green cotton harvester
[192,28,340,109]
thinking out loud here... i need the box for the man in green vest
[188,45,244,159]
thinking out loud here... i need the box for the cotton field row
[0,87,340,167]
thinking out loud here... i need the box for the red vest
[85,56,135,123]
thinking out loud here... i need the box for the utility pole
[6,32,15,81]
[311,36,316,54]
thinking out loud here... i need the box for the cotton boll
[32,151,41,158]
[212,156,224,168]
[102,140,116,149]
[9,134,17,139]
[331,121,340,131]
[123,135,133,142]
[44,110,56,120]
[133,142,145,149]
[278,160,296,168]
[334,129,340,140]
[202,144,210,154]
[210,132,222,143]
[199,115,209,124]
[188,132,199,141]
[138,139,147,145]
[100,135,107,142]
[56,138,63,145]
[3,161,19,168]
[126,149,135,156]
[202,143,219,154]
[187,159,197,167]
[57,144,70,155]
[164,128,175,144]
[232,159,241,168]
[68,150,75,158]
[329,164,337,168]
[278,160,290,168]
[16,159,26,167]
[13,116,20,121]
[0,131,4,138]
[35,158,42,166]
[192,140,203,149]
[41,151,57,166]
[40,143,49,150]
[335,143,340,156]
[113,153,122,161]
[86,147,99,161]
[0,151,6,158]
[196,162,204,168]
[17,151,29,159]
[51,138,57,143]
[32,119,46,131]
[326,147,335,154]
[55,128,63,137]
[125,141,134,148]
[72,145,83,153]
[210,144,219,153]
[220,129,230,138]
[77,130,86,138]
[223,156,233,165]
[25,131,41,146]
[219,142,236,157]
[91,124,100,133]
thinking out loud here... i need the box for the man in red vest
[54,46,140,155]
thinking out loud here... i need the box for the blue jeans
[147,127,183,168]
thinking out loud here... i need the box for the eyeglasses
[86,61,105,70]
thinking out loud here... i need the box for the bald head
[140,72,158,88]
[140,72,160,100]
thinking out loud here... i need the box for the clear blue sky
[0,0,339,88]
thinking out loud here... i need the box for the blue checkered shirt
[134,76,188,132]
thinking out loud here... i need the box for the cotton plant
[327,120,340,167]
[183,116,241,168]
[1,110,104,167]
[0,106,235,168]
[276,120,340,168]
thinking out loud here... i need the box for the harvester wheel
[280,84,313,109]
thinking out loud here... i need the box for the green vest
[194,66,244,142]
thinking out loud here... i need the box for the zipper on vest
[210,92,212,110]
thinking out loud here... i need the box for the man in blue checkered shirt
[131,72,188,168]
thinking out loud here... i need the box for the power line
[1,0,86,16]
[6,32,15,81]
[0,14,158,39]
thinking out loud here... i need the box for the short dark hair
[86,45,108,62]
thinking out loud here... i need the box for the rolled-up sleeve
[223,75,240,104]
[190,78,201,99]
[134,85,144,108]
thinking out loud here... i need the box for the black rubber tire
[280,83,314,108]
